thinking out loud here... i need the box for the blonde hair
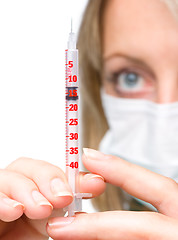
[77,0,178,211]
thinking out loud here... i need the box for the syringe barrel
[65,32,92,216]
[65,48,80,216]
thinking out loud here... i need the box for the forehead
[102,0,178,59]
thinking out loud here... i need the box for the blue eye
[117,72,144,92]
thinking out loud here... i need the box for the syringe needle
[71,18,73,33]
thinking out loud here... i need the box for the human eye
[116,71,144,92]
[105,69,155,99]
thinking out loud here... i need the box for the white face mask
[99,91,178,182]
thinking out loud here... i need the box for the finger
[7,158,105,209]
[7,157,73,209]
[0,192,24,222]
[47,211,178,240]
[0,169,53,220]
[82,148,178,218]
[79,172,106,198]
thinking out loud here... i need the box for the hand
[0,156,105,240]
[47,148,178,240]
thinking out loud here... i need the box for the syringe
[65,25,91,217]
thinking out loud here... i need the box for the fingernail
[50,178,73,197]
[3,198,25,210]
[32,190,53,209]
[48,217,75,229]
[84,173,105,181]
[83,148,107,160]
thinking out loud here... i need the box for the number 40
[70,162,78,169]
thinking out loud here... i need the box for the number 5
[68,61,73,68]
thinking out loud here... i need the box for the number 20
[69,104,78,111]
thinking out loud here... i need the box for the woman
[1,0,178,239]
[47,0,178,239]
[78,0,178,212]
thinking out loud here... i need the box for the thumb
[47,211,178,240]
[81,148,178,216]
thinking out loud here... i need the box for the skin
[0,158,105,240]
[47,149,178,240]
[47,0,178,239]
[102,0,178,102]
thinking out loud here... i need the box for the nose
[154,74,178,104]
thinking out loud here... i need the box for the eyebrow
[103,53,156,78]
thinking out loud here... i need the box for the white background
[0,0,88,169]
